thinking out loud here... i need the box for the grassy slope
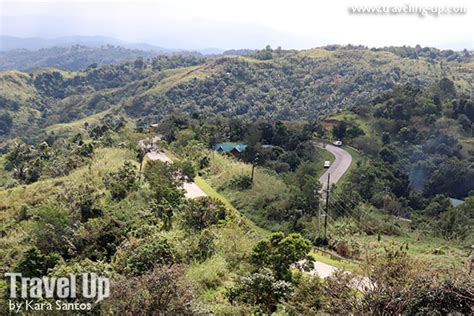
[0,71,43,136]
[0,147,135,213]
[299,49,471,92]
[325,111,373,136]
[0,147,136,270]
[45,108,114,134]
[0,71,37,100]
[2,47,472,144]
[202,152,290,230]
[353,234,468,269]
[321,111,470,268]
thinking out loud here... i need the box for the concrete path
[301,259,373,292]
[182,181,207,199]
[306,260,338,278]
[146,151,172,163]
[140,137,206,199]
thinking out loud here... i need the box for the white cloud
[0,0,472,49]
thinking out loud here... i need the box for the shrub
[227,268,292,314]
[228,175,252,190]
[187,256,228,290]
[196,228,216,260]
[356,248,474,315]
[15,247,61,277]
[72,217,125,261]
[30,205,72,256]
[177,159,197,180]
[183,197,229,231]
[124,235,180,275]
[103,265,201,315]
[285,272,325,315]
[103,161,139,200]
[251,232,312,281]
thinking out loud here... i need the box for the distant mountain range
[0,35,224,55]
[0,45,164,71]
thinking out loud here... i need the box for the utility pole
[324,173,330,240]
[383,186,389,213]
[316,188,321,237]
[251,153,259,184]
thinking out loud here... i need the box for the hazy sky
[1,0,473,50]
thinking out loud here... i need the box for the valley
[0,45,473,314]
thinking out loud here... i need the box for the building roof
[214,143,247,153]
[449,198,464,208]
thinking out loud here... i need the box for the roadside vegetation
[0,45,472,314]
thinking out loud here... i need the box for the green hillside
[1,46,473,145]
[0,45,162,71]
[0,46,473,314]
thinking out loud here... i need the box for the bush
[187,256,229,290]
[356,248,474,315]
[15,247,61,277]
[196,228,216,260]
[227,268,292,314]
[123,234,180,275]
[177,159,197,180]
[334,240,352,258]
[30,205,72,256]
[228,175,252,190]
[71,216,125,261]
[251,232,312,281]
[103,161,139,200]
[103,265,201,315]
[183,197,229,231]
[285,272,325,315]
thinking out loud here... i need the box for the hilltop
[1,45,472,145]
[0,45,161,71]
[0,45,473,314]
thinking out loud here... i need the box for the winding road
[318,143,353,189]
[139,137,207,199]
[141,137,360,283]
[306,143,362,284]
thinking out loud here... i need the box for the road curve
[318,143,352,189]
[307,144,356,282]
[139,137,207,199]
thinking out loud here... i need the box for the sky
[0,0,473,50]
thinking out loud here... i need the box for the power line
[324,173,330,240]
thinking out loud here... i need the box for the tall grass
[0,147,135,213]
[202,152,291,231]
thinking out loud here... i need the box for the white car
[324,161,331,168]
[333,140,342,146]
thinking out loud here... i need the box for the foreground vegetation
[0,45,473,314]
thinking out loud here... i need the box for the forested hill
[0,45,163,71]
[0,46,472,143]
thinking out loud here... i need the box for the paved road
[305,260,338,278]
[140,138,207,199]
[307,143,360,283]
[318,143,352,189]
[301,259,373,292]
[182,182,207,199]
[146,151,172,163]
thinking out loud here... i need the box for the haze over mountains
[0,35,223,54]
[0,35,228,71]
[1,1,473,314]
